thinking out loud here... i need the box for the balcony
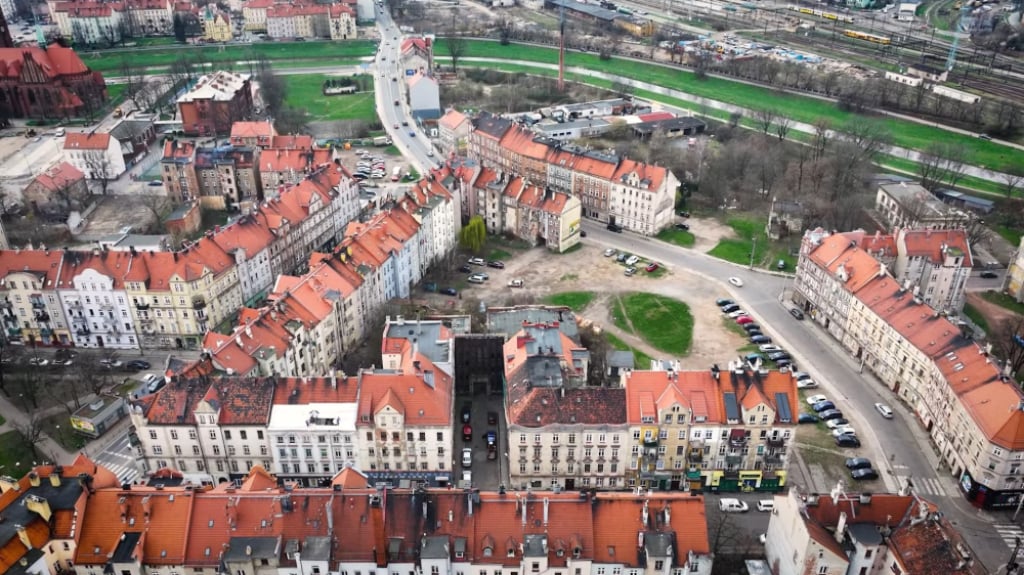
[76,328,91,336]
[30,300,46,310]
[725,454,743,466]
[33,311,50,322]
[728,430,748,448]
[69,301,83,310]
[135,301,150,310]
[642,434,659,446]
[3,314,18,326]
[766,437,785,448]
[765,454,784,466]
[191,296,207,310]
[687,450,703,463]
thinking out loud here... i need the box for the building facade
[176,71,254,136]
[63,132,127,180]
[56,250,139,349]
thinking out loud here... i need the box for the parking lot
[455,391,507,490]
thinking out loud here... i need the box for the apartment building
[258,147,331,196]
[875,181,970,230]
[176,71,254,136]
[56,250,139,349]
[623,364,796,492]
[63,132,127,181]
[766,488,985,575]
[60,3,123,46]
[229,120,276,147]
[124,0,174,35]
[795,227,1024,509]
[437,109,472,156]
[356,362,455,486]
[209,214,275,305]
[466,113,678,235]
[0,249,69,346]
[264,2,354,40]
[161,139,199,201]
[242,0,273,31]
[193,144,260,210]
[397,176,459,275]
[341,208,422,300]
[266,376,360,485]
[200,4,232,42]
[129,375,276,484]
[52,462,713,575]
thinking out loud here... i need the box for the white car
[796,379,818,389]
[728,277,744,287]
[625,255,640,266]
[468,274,487,284]
[792,371,812,381]
[727,310,747,319]
[825,418,850,429]
[604,248,616,257]
[756,500,774,512]
[806,394,828,406]
[461,448,473,468]
[875,403,894,419]
[718,498,749,513]
[831,426,856,437]
[759,344,782,353]
[507,279,524,288]
[468,257,486,266]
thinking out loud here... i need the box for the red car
[736,315,754,325]
[646,262,659,272]
[463,424,472,441]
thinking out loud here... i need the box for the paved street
[578,221,1007,570]
[87,429,141,485]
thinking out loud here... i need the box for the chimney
[141,495,152,519]
[543,497,550,526]
[25,495,52,521]
[16,525,32,550]
[642,499,649,526]
[27,473,40,487]
[834,511,848,544]
[0,476,20,493]
[49,472,61,487]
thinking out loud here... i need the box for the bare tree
[1002,165,1024,199]
[445,33,468,73]
[83,152,115,195]
[774,115,792,141]
[121,57,147,111]
[14,412,46,460]
[992,315,1024,376]
[140,195,171,233]
[754,108,777,136]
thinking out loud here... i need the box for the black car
[767,351,791,361]
[980,270,998,279]
[126,360,151,370]
[716,298,734,307]
[798,413,819,424]
[440,287,458,296]
[487,261,505,269]
[678,211,691,218]
[607,223,623,233]
[845,457,872,470]
[674,223,690,231]
[458,264,472,273]
[461,403,472,423]
[750,335,772,344]
[850,468,878,480]
[742,323,761,333]
[746,330,763,339]
[789,308,805,320]
[811,400,836,413]
[721,304,740,314]
[775,358,793,369]
[580,230,587,238]
[819,409,845,421]
[487,411,498,425]
[836,435,862,448]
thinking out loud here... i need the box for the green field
[610,292,693,355]
[82,40,376,72]
[963,302,990,334]
[0,430,36,479]
[606,331,654,371]
[707,218,795,270]
[542,291,596,312]
[282,74,376,121]
[436,39,1019,171]
[980,291,1024,316]
[656,228,696,248]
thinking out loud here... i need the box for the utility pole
[1005,536,1021,574]
[749,236,757,270]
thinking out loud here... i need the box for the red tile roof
[357,363,453,428]
[0,45,90,78]
[439,109,469,130]
[30,161,84,193]
[591,492,710,564]
[899,228,973,268]
[55,250,135,290]
[200,377,276,425]
[0,249,64,289]
[271,376,359,404]
[64,132,111,151]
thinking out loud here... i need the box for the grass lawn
[488,248,513,260]
[542,291,596,312]
[106,83,127,104]
[0,430,37,478]
[442,40,1019,170]
[282,74,376,121]
[133,37,181,47]
[980,291,1024,316]
[963,302,990,334]
[42,413,88,451]
[657,228,696,248]
[82,40,376,72]
[707,217,795,270]
[610,292,693,355]
[606,331,655,371]
[995,225,1023,247]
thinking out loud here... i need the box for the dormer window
[483,546,493,557]
[573,547,582,559]
[507,547,516,558]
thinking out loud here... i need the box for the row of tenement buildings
[131,307,799,494]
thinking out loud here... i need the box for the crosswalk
[99,459,140,485]
[894,474,946,497]
[995,523,1024,549]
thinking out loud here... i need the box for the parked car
[875,403,894,419]
[624,267,637,277]
[835,435,861,448]
[440,287,457,296]
[845,457,872,470]
[461,403,472,423]
[721,304,740,313]
[485,430,497,447]
[468,274,486,284]
[604,248,617,257]
[606,223,623,233]
[646,262,660,272]
[99,358,123,368]
[789,308,805,320]
[768,351,791,362]
[980,270,998,279]
[728,277,744,287]
[806,394,828,406]
[28,357,50,367]
[776,260,787,270]
[487,411,498,425]
[745,330,763,338]
[487,261,505,269]
[718,498,749,513]
[812,401,836,413]
[830,426,856,437]
[458,264,472,273]
[792,371,812,381]
[775,358,793,369]
[798,413,819,424]
[625,255,640,266]
[462,424,473,441]
[796,379,818,389]
[674,222,690,230]
[144,373,164,394]
[756,500,774,512]
[819,409,845,421]
[508,279,524,288]
[750,335,772,344]
[715,298,734,307]
[468,257,486,266]
[850,468,878,480]
[736,316,755,325]
[728,310,748,319]
[743,324,762,333]
[461,448,472,468]
[616,253,629,263]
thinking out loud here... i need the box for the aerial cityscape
[0,0,1022,572]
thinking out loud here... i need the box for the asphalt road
[579,220,1008,570]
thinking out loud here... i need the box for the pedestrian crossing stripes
[894,474,946,496]
[995,523,1024,549]
[99,460,140,485]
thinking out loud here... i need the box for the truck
[391,166,401,181]
[372,136,392,146]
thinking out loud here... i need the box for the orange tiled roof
[899,228,973,268]
[76,489,192,566]
[439,109,468,130]
[357,363,453,427]
[271,376,359,404]
[591,492,710,564]
[805,232,886,294]
[64,132,110,151]
[612,158,667,192]
[0,249,64,289]
[55,250,135,290]
[30,161,84,193]
[230,121,276,140]
[200,377,276,425]
[499,124,550,162]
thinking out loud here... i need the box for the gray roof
[473,111,513,140]
[631,117,706,135]
[547,0,619,21]
[878,182,953,218]
[303,536,331,561]
[536,118,611,133]
[5,547,44,575]
[224,537,280,561]
[384,319,452,366]
[0,474,83,553]
[109,118,153,140]
[421,535,450,559]
[486,306,579,340]
[111,532,142,563]
[523,534,548,557]
[847,523,883,546]
[644,532,675,557]
[606,350,635,369]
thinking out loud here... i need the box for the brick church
[0,42,108,120]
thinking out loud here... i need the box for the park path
[581,294,666,369]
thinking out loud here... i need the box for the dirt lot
[426,219,746,368]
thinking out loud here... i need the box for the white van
[461,448,472,468]
[756,500,775,512]
[55,127,66,137]
[874,403,894,419]
[718,498,749,513]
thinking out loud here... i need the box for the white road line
[993,524,1023,548]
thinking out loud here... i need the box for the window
[223,430,231,440]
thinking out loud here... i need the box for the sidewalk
[0,391,79,465]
